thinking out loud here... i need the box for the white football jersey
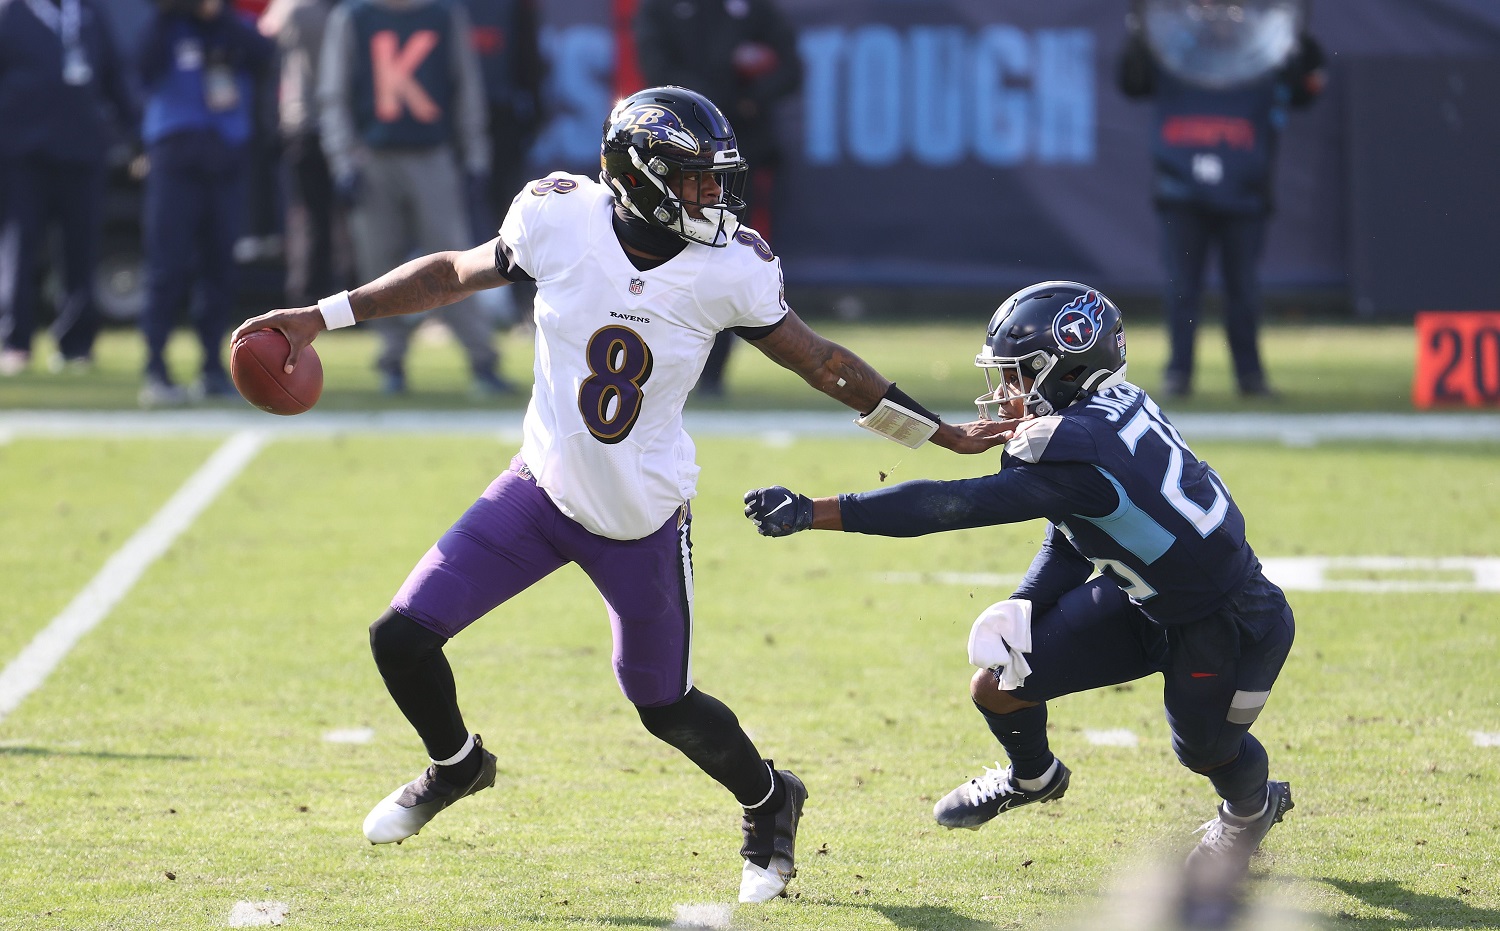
[502,172,788,540]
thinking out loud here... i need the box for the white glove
[967,599,1034,690]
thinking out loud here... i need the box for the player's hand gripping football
[232,306,327,374]
[744,486,815,537]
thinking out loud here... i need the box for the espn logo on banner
[1413,311,1500,409]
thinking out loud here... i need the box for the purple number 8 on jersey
[579,325,654,444]
[532,177,579,196]
[733,229,775,262]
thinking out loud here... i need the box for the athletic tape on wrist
[318,290,356,329]
[854,383,941,448]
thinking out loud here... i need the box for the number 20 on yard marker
[1413,311,1500,409]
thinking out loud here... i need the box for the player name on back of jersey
[1085,383,1143,422]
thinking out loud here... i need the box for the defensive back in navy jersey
[1003,382,1257,624]
[837,381,1259,626]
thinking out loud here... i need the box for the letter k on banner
[371,30,441,123]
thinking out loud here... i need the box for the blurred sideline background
[15,0,1500,406]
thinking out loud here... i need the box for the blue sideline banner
[532,0,1500,294]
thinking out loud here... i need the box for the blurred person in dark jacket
[319,0,510,396]
[260,0,346,305]
[459,0,543,331]
[137,0,272,407]
[0,0,139,376]
[635,0,801,398]
[460,0,541,230]
[1119,1,1324,399]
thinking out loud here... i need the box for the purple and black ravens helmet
[975,282,1128,418]
[600,86,748,247]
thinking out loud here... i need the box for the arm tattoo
[352,253,468,322]
[754,314,890,413]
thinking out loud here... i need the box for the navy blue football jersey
[838,382,1259,625]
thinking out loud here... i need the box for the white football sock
[431,733,475,767]
[1015,759,1059,793]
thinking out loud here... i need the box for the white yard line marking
[1472,732,1500,748]
[0,431,266,724]
[1260,557,1500,592]
[323,727,375,744]
[671,903,733,929]
[1084,729,1140,747]
[879,571,1025,588]
[228,901,290,927]
[879,559,1500,595]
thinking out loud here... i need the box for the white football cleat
[363,735,497,844]
[739,856,795,904]
[737,767,807,903]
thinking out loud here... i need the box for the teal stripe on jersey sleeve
[1076,467,1176,565]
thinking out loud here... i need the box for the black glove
[743,486,814,537]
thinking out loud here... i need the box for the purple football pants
[392,457,695,708]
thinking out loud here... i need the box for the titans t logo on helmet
[618,105,701,154]
[1052,290,1105,352]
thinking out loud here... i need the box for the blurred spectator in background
[259,0,347,306]
[460,0,541,229]
[233,0,282,266]
[137,0,272,407]
[320,0,510,396]
[0,0,139,376]
[459,0,544,333]
[1119,0,1324,399]
[635,0,801,398]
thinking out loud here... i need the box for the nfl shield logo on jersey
[629,277,645,295]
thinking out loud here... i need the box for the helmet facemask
[975,349,1058,419]
[619,147,747,247]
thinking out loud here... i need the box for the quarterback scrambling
[233,86,1009,903]
[746,282,1297,883]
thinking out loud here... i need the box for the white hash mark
[228,901,290,927]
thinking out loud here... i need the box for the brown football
[230,328,323,415]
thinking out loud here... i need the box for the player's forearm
[799,345,892,414]
[350,252,472,321]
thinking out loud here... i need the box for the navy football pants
[1010,572,1294,773]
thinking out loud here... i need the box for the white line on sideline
[0,431,266,723]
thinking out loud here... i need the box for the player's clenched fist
[744,486,814,537]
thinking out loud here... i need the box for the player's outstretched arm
[748,311,1017,453]
[232,238,510,373]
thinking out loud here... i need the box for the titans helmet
[975,282,1128,419]
[600,86,748,247]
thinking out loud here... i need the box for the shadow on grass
[508,903,1002,930]
[1320,877,1500,929]
[0,744,195,762]
[872,904,1005,930]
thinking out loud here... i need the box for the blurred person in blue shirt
[136,0,271,407]
[0,0,138,376]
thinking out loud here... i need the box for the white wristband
[318,290,356,329]
[854,397,940,449]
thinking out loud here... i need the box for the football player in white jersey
[234,86,1010,904]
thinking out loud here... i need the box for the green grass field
[1,422,1496,929]
[0,318,1418,414]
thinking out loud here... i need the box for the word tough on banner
[800,25,1096,168]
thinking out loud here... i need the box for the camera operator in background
[136,0,272,406]
[1119,0,1324,399]
[0,0,139,377]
